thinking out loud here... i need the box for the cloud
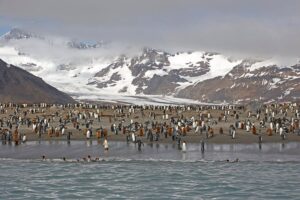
[0,0,300,57]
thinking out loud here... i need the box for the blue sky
[0,24,10,36]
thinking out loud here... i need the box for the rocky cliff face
[91,49,300,103]
[176,61,300,103]
[0,59,76,104]
[90,48,233,96]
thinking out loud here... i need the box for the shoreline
[4,134,300,145]
[1,140,300,162]
[1,103,300,147]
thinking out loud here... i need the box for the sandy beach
[1,103,300,144]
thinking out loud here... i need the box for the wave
[1,156,300,165]
[0,157,209,163]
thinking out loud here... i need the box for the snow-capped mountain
[177,61,300,103]
[89,48,242,96]
[0,28,107,50]
[1,28,39,40]
[67,40,107,50]
[0,28,299,104]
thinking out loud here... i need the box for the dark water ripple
[1,141,300,199]
[0,159,300,199]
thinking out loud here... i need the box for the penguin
[103,139,109,151]
[201,139,205,153]
[22,134,27,143]
[131,132,136,143]
[137,139,144,151]
[182,141,187,152]
[86,129,91,139]
[232,129,236,139]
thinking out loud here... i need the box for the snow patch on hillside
[250,57,300,71]
[208,54,242,79]
[168,52,205,70]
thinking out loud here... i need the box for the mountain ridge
[0,28,299,104]
[0,59,76,104]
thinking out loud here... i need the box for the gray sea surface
[0,141,300,199]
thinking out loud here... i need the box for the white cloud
[0,0,300,57]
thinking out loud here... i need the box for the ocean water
[0,141,300,199]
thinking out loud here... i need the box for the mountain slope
[177,61,300,103]
[0,59,75,104]
[0,28,300,104]
[90,48,242,95]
